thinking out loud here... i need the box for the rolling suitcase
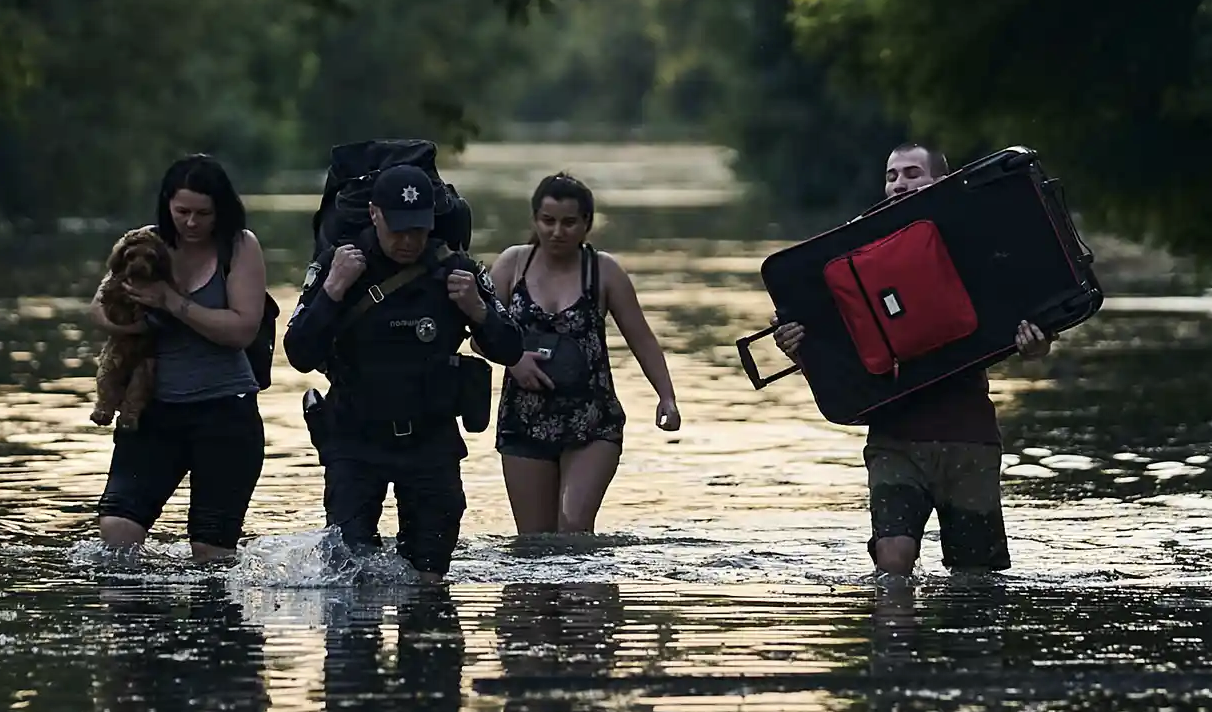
[736,146,1104,425]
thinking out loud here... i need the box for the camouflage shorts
[865,437,1010,571]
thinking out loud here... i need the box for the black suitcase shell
[736,146,1103,425]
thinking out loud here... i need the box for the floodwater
[2,144,1212,710]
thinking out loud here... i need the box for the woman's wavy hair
[527,172,595,245]
[155,153,247,253]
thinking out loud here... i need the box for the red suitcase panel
[823,220,977,375]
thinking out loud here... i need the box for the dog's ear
[105,233,131,274]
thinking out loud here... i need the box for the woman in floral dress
[478,173,680,534]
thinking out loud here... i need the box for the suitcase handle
[1027,283,1104,334]
[1002,150,1036,172]
[1040,177,1095,264]
[736,324,802,391]
[961,146,1040,190]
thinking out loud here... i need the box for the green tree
[0,0,556,227]
[0,4,41,119]
[489,0,659,128]
[485,0,742,138]
[644,0,747,132]
[295,0,538,163]
[0,0,321,227]
[790,0,1212,257]
[718,0,906,229]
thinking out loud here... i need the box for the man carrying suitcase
[773,142,1054,577]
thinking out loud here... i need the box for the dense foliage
[1,0,1206,257]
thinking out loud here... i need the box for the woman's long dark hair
[156,154,247,253]
[527,172,595,245]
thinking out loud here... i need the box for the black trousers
[323,457,466,576]
[99,394,264,548]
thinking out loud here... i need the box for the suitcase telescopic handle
[736,324,802,391]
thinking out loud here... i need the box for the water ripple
[2,192,1212,707]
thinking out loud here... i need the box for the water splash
[227,527,420,588]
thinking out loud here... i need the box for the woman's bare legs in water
[502,456,561,533]
[557,441,620,532]
[502,440,622,534]
[99,515,234,563]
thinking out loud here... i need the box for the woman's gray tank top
[154,268,259,403]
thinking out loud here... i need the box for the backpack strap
[339,244,453,329]
[217,234,237,275]
[510,245,536,294]
[580,243,603,311]
[420,236,453,282]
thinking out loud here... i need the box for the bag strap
[580,243,602,310]
[509,244,536,294]
[218,232,244,276]
[339,244,452,328]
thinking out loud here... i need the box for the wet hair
[155,153,247,252]
[527,172,595,245]
[892,142,950,178]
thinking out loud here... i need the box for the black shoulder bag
[219,239,280,391]
[523,243,598,393]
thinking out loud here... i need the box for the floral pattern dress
[495,243,627,449]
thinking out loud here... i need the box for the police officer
[284,164,523,583]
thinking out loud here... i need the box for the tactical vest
[328,236,468,432]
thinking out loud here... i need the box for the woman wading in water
[90,154,268,562]
[479,173,680,534]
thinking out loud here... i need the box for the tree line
[1,0,1209,259]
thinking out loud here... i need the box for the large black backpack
[310,139,473,260]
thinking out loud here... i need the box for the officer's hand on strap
[447,269,485,319]
[324,245,366,301]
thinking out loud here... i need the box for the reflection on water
[4,573,1211,710]
[1,145,1211,708]
[320,586,465,710]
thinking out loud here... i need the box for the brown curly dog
[91,226,174,430]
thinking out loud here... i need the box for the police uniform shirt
[283,230,522,465]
